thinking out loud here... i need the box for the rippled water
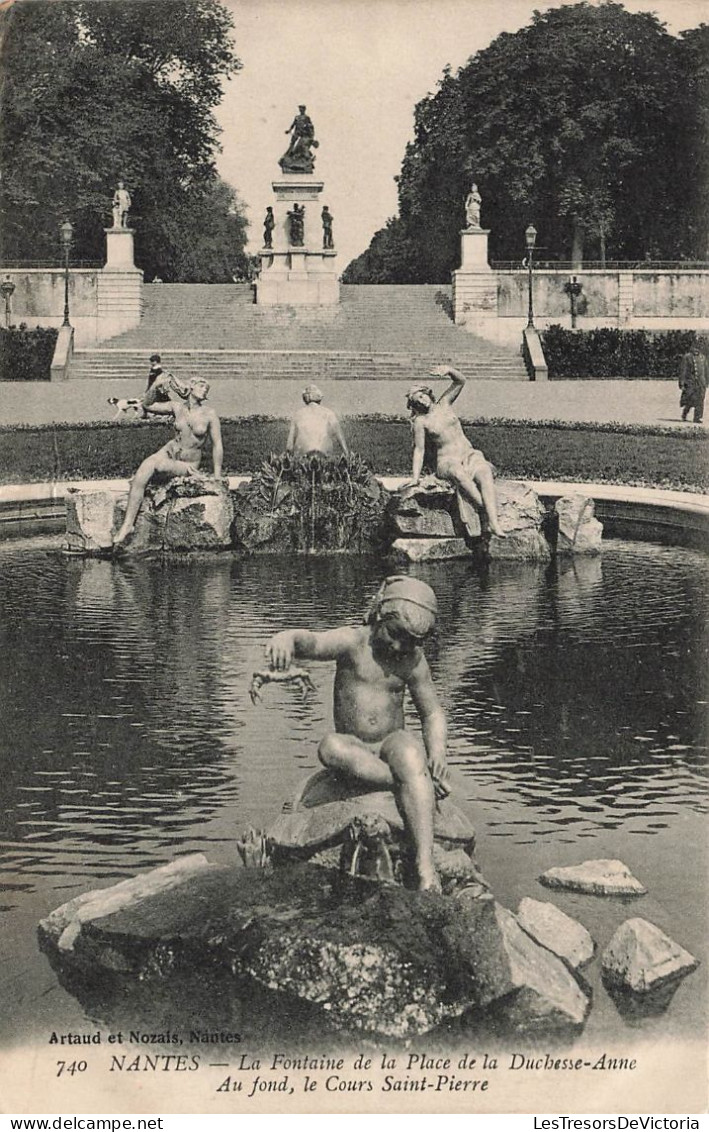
[0,540,706,1047]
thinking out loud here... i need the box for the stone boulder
[39,854,214,956]
[389,478,477,539]
[389,477,557,562]
[390,537,471,563]
[461,902,590,1035]
[38,860,590,1041]
[155,478,234,550]
[555,494,603,555]
[539,859,647,897]
[487,481,550,561]
[517,897,595,969]
[65,488,126,554]
[65,478,233,555]
[602,918,698,995]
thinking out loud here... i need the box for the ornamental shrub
[233,451,390,553]
[541,326,709,379]
[0,325,58,381]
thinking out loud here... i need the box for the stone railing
[453,231,709,346]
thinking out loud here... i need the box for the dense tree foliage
[344,3,707,283]
[678,23,709,260]
[0,0,249,281]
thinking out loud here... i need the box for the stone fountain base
[38,855,591,1041]
[389,477,602,563]
[65,477,233,555]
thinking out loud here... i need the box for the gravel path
[1,378,705,429]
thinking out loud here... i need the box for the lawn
[0,414,706,492]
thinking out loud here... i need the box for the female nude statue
[112,377,223,548]
[405,365,505,538]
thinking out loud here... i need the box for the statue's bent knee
[318,733,341,769]
[381,731,425,777]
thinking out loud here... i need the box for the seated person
[286,384,348,457]
[266,575,450,891]
[112,377,223,547]
[146,353,164,393]
[406,365,505,537]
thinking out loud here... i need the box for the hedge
[0,414,706,492]
[0,325,58,381]
[541,326,709,380]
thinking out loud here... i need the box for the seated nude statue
[286,384,348,457]
[266,575,450,891]
[112,377,223,547]
[406,364,505,537]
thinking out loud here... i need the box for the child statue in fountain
[266,575,451,891]
[286,384,348,457]
[112,377,223,548]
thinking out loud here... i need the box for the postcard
[0,0,706,1117]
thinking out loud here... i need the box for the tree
[342,217,428,283]
[677,24,709,259]
[145,177,251,282]
[0,0,247,280]
[345,3,701,282]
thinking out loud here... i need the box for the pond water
[0,540,706,1051]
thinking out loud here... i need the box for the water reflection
[0,540,706,1042]
[408,551,708,842]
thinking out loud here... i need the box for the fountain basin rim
[0,475,706,512]
[0,476,707,547]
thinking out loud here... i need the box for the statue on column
[263,206,275,249]
[464,182,482,230]
[280,105,319,174]
[321,206,334,249]
[287,203,305,246]
[112,180,132,228]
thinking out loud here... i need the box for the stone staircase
[71,283,527,382]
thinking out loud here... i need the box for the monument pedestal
[257,176,339,306]
[99,227,142,339]
[452,228,497,330]
[104,227,136,271]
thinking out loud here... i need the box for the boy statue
[266,575,451,890]
[286,384,348,456]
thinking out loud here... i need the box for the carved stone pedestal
[104,227,136,271]
[257,176,339,305]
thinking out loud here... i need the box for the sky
[215,0,708,271]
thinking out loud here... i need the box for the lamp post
[0,276,16,329]
[59,220,73,327]
[525,224,537,329]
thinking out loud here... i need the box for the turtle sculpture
[241,661,488,894]
[264,769,488,895]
